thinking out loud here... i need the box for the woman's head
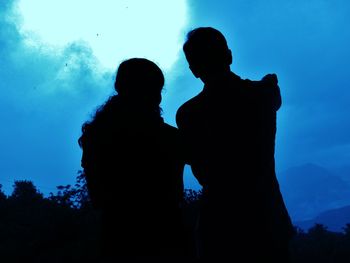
[114,58,164,106]
[79,59,164,149]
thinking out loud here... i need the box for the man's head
[183,27,232,80]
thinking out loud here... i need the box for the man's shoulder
[243,73,281,110]
[176,92,205,126]
[243,73,278,89]
[178,91,206,111]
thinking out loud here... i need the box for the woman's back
[83,97,185,259]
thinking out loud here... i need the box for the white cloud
[16,0,188,71]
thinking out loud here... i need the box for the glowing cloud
[16,0,188,71]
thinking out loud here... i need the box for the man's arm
[176,105,192,166]
[176,104,208,187]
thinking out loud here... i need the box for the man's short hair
[183,27,230,66]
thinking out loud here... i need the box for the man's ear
[227,49,232,66]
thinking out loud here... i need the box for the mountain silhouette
[296,204,350,232]
[278,163,350,221]
[334,165,350,184]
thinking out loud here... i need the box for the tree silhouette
[2,178,350,262]
[9,180,43,204]
[0,184,6,202]
[0,177,100,263]
[343,223,350,237]
[48,171,91,209]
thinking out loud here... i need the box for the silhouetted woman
[78,58,188,262]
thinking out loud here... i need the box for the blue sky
[0,0,349,195]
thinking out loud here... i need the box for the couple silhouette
[79,27,294,262]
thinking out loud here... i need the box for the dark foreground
[1,179,350,263]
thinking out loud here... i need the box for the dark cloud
[0,1,115,194]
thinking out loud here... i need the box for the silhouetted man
[176,27,294,262]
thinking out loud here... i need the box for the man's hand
[262,73,278,86]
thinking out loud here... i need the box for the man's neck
[201,70,240,87]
